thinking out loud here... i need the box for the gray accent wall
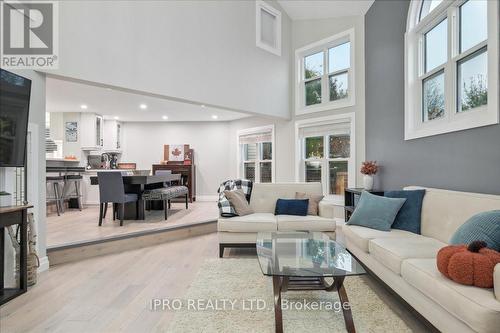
[365,0,500,195]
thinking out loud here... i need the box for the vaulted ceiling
[278,0,374,20]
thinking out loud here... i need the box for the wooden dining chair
[97,172,139,226]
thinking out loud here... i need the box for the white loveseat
[218,182,336,257]
[343,186,500,333]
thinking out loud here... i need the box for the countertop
[84,169,149,174]
[46,158,80,162]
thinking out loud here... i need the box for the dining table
[90,173,182,220]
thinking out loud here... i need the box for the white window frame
[255,0,281,56]
[295,28,355,116]
[294,113,356,201]
[237,125,275,183]
[405,0,499,140]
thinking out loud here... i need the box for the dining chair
[155,169,173,187]
[97,172,139,226]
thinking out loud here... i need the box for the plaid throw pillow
[217,179,253,217]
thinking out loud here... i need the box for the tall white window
[295,29,355,115]
[295,114,355,199]
[405,0,499,140]
[238,126,274,183]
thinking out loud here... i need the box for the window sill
[296,99,355,116]
[321,195,344,206]
[404,105,498,140]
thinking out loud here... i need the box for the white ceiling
[46,77,250,122]
[278,0,374,20]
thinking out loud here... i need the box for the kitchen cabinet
[96,115,103,147]
[103,120,123,151]
[80,113,104,150]
[82,172,100,205]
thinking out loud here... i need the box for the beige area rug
[168,259,412,333]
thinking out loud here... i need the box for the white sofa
[218,182,336,257]
[343,186,500,333]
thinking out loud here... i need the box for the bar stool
[63,174,83,210]
[46,176,65,216]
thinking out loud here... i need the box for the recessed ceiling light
[201,104,206,108]
[114,116,119,120]
[211,115,218,120]
[139,104,147,110]
[80,104,88,109]
[162,115,168,120]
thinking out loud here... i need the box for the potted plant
[360,161,378,190]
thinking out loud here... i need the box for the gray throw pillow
[295,192,324,216]
[346,192,406,231]
[223,189,254,216]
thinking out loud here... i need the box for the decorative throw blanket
[217,179,253,217]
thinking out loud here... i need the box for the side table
[0,204,31,305]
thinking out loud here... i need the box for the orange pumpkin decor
[437,241,500,288]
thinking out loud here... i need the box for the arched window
[419,0,443,21]
[404,0,499,140]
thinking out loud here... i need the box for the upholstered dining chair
[97,172,139,226]
[155,169,173,187]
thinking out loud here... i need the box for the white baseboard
[38,255,50,273]
[197,195,218,202]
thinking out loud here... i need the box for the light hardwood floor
[47,201,219,248]
[1,231,433,333]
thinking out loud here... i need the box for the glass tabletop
[256,232,366,278]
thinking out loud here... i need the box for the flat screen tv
[0,69,32,167]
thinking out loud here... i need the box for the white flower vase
[363,175,374,190]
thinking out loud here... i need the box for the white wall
[292,15,366,186]
[122,122,232,198]
[61,113,83,159]
[49,112,63,140]
[0,70,47,272]
[44,0,292,119]
[48,112,84,162]
[123,118,297,197]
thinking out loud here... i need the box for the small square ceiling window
[256,1,281,56]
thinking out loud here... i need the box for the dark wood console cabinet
[152,164,196,202]
[0,205,31,305]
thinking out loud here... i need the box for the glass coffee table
[256,231,366,333]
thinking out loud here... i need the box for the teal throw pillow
[346,192,406,231]
[450,210,500,251]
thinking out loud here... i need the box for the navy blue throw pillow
[275,199,309,216]
[384,190,426,234]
